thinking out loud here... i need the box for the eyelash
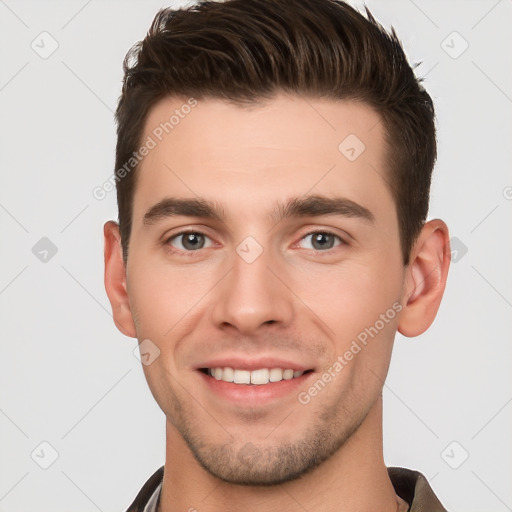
[163,230,347,255]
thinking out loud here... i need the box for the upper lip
[196,357,314,372]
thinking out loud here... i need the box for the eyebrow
[143,194,375,226]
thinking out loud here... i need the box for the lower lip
[197,370,312,406]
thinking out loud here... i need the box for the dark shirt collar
[125,466,448,512]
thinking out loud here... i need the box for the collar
[125,466,448,512]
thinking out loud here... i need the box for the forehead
[143,93,385,165]
[133,93,394,226]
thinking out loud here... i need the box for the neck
[159,397,400,512]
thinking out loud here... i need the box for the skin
[104,94,450,512]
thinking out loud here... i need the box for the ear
[398,219,451,337]
[103,220,137,338]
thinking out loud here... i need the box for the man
[103,0,451,510]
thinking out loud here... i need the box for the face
[123,94,406,484]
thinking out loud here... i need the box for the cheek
[294,256,403,341]
[127,262,205,414]
[127,256,212,336]
[296,265,402,409]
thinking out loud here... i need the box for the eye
[298,231,344,251]
[166,231,214,252]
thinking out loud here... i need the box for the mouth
[200,367,313,385]
[195,357,316,405]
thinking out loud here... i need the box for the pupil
[313,233,333,250]
[183,233,203,250]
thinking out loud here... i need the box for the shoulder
[124,466,164,512]
[388,467,448,512]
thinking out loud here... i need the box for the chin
[181,424,352,487]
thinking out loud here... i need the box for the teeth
[251,368,269,385]
[269,368,283,382]
[222,366,234,382]
[206,367,304,385]
[233,369,251,384]
[283,369,294,380]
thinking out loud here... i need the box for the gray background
[1,0,511,510]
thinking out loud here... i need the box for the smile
[203,367,309,385]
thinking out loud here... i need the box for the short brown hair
[114,0,436,265]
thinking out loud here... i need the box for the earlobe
[103,221,137,338]
[397,219,451,337]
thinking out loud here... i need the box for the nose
[211,242,294,335]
